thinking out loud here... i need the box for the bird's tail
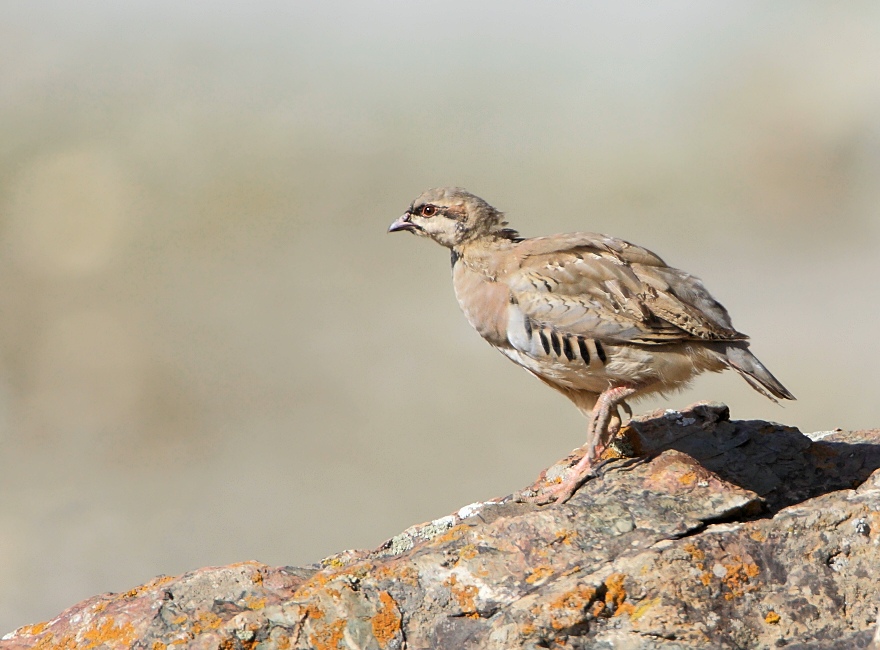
[723,344,795,402]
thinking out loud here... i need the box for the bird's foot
[518,455,622,505]
[532,471,595,504]
[517,452,646,504]
[590,386,637,447]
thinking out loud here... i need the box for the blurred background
[2,0,879,633]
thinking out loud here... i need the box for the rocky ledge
[4,403,880,649]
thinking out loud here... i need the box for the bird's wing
[507,233,746,345]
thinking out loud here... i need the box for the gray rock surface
[3,402,879,649]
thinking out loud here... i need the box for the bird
[388,187,795,503]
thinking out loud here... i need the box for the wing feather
[508,233,745,345]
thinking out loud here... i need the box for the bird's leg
[588,386,637,453]
[532,385,638,504]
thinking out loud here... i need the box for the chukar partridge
[389,187,794,503]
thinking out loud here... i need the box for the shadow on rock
[619,401,880,514]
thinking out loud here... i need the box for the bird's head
[388,187,517,248]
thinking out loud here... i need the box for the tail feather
[724,345,795,403]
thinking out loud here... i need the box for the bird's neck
[453,233,518,260]
[451,236,519,276]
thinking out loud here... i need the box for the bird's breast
[452,262,511,347]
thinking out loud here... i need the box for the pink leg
[530,385,638,504]
[587,385,637,457]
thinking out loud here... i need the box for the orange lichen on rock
[373,563,419,586]
[616,425,642,455]
[432,524,470,546]
[765,611,781,625]
[243,596,267,610]
[683,543,705,562]
[444,574,479,615]
[191,610,223,635]
[678,471,698,487]
[13,621,48,636]
[553,529,577,546]
[598,444,627,461]
[371,591,402,648]
[644,455,714,493]
[683,542,707,574]
[228,561,266,571]
[604,573,634,616]
[549,585,597,613]
[749,529,768,543]
[526,565,554,584]
[684,543,712,576]
[293,561,374,600]
[33,632,76,650]
[541,584,599,631]
[81,617,138,649]
[308,619,346,650]
[721,558,761,600]
[561,566,582,578]
[123,575,175,600]
[457,544,479,561]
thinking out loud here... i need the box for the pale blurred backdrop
[2,0,879,633]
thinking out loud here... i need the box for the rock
[3,402,879,649]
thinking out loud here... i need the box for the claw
[525,455,647,505]
[523,469,597,505]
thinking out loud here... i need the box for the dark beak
[388,213,417,233]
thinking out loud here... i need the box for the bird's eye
[421,205,436,217]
